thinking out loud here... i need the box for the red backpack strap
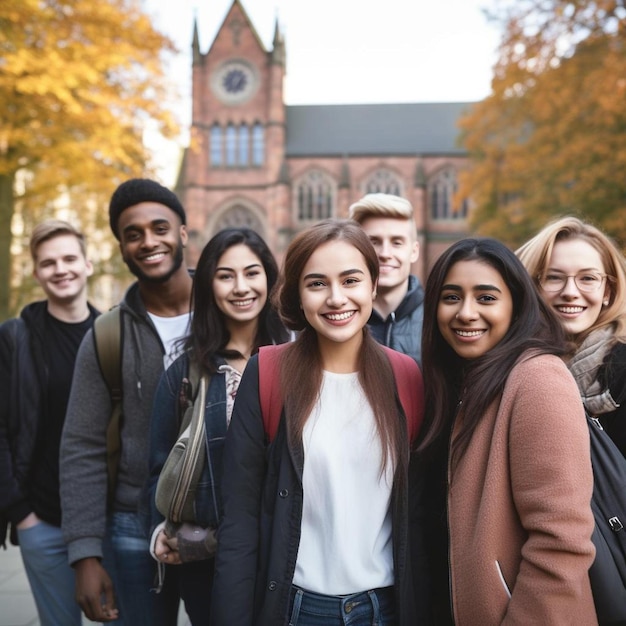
[258,344,288,443]
[382,346,424,444]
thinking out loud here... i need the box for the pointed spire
[192,14,201,65]
[271,14,286,66]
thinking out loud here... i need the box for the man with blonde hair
[349,193,424,364]
[0,219,98,625]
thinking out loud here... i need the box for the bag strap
[258,344,288,443]
[92,307,122,504]
[381,346,424,443]
[258,344,423,444]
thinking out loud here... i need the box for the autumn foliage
[0,0,180,318]
[458,0,626,248]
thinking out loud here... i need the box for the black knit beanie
[108,178,186,239]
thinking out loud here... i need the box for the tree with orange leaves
[459,0,626,248]
[0,0,180,319]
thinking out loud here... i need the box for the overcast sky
[142,0,503,184]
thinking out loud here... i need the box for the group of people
[0,177,624,626]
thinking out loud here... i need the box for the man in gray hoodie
[60,179,193,625]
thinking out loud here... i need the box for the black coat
[0,301,99,545]
[211,355,417,626]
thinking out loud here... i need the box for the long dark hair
[185,227,288,373]
[418,238,566,466]
[272,219,408,475]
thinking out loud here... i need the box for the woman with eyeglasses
[517,216,626,457]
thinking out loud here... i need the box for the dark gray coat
[211,355,417,626]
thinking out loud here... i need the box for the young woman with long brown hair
[211,219,423,626]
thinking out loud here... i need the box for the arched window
[252,123,264,166]
[210,125,222,167]
[214,204,264,236]
[225,124,237,167]
[428,168,467,220]
[296,170,335,222]
[363,169,403,196]
[238,124,249,166]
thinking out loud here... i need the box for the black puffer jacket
[211,355,417,626]
[367,275,424,365]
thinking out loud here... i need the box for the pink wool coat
[449,352,598,625]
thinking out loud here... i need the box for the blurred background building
[176,0,472,279]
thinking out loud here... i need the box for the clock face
[211,60,258,104]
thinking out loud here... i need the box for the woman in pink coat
[415,237,597,625]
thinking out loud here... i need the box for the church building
[176,0,473,277]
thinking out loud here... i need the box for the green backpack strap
[93,307,122,504]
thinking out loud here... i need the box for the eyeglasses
[538,271,611,293]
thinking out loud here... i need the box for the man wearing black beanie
[60,179,192,625]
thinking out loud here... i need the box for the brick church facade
[176,0,472,278]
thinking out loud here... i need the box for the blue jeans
[102,511,179,626]
[288,585,397,626]
[17,520,82,626]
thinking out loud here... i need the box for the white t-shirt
[147,312,191,369]
[292,371,395,595]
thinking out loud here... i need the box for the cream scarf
[568,325,620,416]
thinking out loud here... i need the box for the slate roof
[285,102,474,157]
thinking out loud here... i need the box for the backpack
[258,344,423,444]
[586,414,626,623]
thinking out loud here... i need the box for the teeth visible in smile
[326,311,354,321]
[557,306,584,314]
[144,253,164,261]
[232,299,253,307]
[455,330,484,337]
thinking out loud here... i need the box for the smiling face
[359,216,419,298]
[437,259,513,360]
[118,202,187,284]
[299,240,376,352]
[33,234,93,305]
[212,243,267,325]
[540,238,610,336]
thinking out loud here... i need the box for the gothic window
[238,124,249,166]
[225,124,237,167]
[363,169,403,196]
[214,204,264,236]
[252,123,264,166]
[428,168,467,220]
[296,171,335,222]
[210,125,222,167]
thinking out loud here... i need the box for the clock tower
[178,0,288,263]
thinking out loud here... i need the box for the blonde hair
[516,216,626,344]
[29,220,87,262]
[349,193,417,240]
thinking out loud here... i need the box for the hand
[155,529,182,565]
[16,512,39,530]
[74,557,119,622]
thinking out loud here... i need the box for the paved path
[0,543,189,626]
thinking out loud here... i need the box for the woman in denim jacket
[144,227,289,625]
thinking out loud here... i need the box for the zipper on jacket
[384,311,396,346]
